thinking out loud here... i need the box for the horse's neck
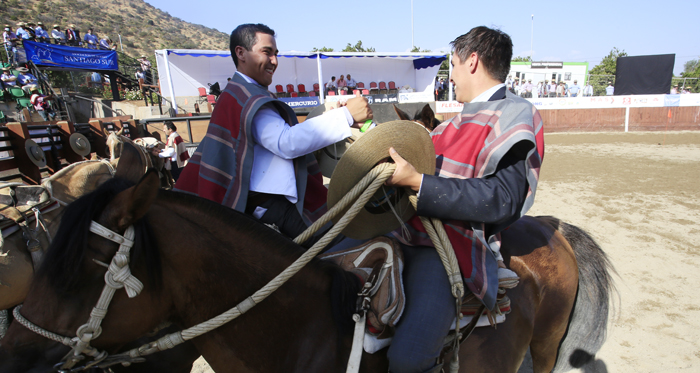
[151,196,351,371]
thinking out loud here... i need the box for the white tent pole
[317,52,324,104]
[163,50,178,114]
[448,53,454,101]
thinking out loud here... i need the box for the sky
[144,0,699,75]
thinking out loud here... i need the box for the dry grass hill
[1,0,229,58]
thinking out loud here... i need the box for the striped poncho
[398,93,545,309]
[174,74,327,221]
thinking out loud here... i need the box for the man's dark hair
[331,76,335,80]
[450,26,513,83]
[164,121,177,132]
[229,23,275,67]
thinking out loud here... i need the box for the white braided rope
[0,309,8,340]
[13,305,74,347]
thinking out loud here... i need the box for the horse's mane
[157,190,361,334]
[37,178,162,295]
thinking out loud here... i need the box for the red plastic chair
[388,81,397,94]
[297,84,306,96]
[353,90,360,95]
[379,81,388,93]
[290,92,298,97]
[362,89,369,95]
[328,91,336,96]
[275,84,285,97]
[206,95,216,104]
[197,87,208,104]
[309,91,316,97]
[369,82,379,94]
[357,82,365,89]
[313,83,320,93]
[286,84,295,94]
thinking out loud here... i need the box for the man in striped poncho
[385,26,545,373]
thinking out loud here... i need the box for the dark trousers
[170,162,182,182]
[246,193,309,243]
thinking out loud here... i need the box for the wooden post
[6,122,41,185]
[89,119,109,158]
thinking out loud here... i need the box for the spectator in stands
[548,80,557,98]
[90,71,102,87]
[52,25,66,44]
[346,74,357,92]
[513,78,521,96]
[99,35,112,50]
[583,81,593,97]
[337,74,347,93]
[15,22,32,41]
[25,22,37,40]
[556,81,566,97]
[1,67,17,89]
[682,86,691,94]
[438,78,446,100]
[326,75,337,94]
[17,67,38,93]
[568,80,581,97]
[139,55,152,85]
[34,22,49,43]
[670,85,678,94]
[135,68,145,82]
[3,26,19,66]
[506,75,514,90]
[522,79,533,98]
[83,28,98,49]
[605,82,614,96]
[30,87,56,121]
[66,24,80,46]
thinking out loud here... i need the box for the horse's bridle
[13,222,145,372]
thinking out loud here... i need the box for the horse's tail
[543,216,617,372]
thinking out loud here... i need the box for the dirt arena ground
[191,130,700,372]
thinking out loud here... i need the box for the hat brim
[69,133,91,156]
[308,103,366,178]
[327,120,435,239]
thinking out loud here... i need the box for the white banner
[398,91,434,103]
[435,93,700,112]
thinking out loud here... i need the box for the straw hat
[53,24,60,29]
[307,103,366,178]
[327,120,435,239]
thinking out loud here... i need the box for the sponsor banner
[398,91,434,103]
[279,96,321,108]
[531,61,564,69]
[435,101,464,113]
[365,94,398,104]
[24,40,118,70]
[436,94,700,112]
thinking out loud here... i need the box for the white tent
[155,49,446,112]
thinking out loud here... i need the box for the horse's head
[104,127,125,160]
[0,145,164,371]
[393,103,440,131]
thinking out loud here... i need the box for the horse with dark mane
[0,149,615,372]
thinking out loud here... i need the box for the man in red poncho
[384,26,545,372]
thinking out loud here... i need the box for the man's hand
[385,147,422,192]
[344,94,373,127]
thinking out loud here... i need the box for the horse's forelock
[36,178,161,295]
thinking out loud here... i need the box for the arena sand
[192,131,700,372]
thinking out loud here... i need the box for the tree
[512,56,531,62]
[588,47,627,96]
[411,46,430,53]
[342,40,375,52]
[681,59,700,78]
[311,46,334,52]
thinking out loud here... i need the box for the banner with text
[435,94,700,113]
[24,40,118,71]
[279,96,321,108]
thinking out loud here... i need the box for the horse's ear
[115,142,145,183]
[103,128,111,136]
[393,104,411,121]
[107,170,160,230]
[117,127,125,136]
[419,104,437,131]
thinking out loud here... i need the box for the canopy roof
[155,49,446,103]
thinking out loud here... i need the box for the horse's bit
[13,222,146,372]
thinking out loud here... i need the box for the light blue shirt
[569,84,581,94]
[84,33,98,46]
[16,28,30,40]
[19,73,37,85]
[34,27,49,39]
[237,72,353,203]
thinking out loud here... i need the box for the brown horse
[0,165,614,372]
[0,147,199,373]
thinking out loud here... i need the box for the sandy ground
[191,131,700,372]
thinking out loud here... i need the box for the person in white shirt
[326,76,337,94]
[583,81,593,97]
[606,82,614,96]
[51,25,66,44]
[175,23,372,245]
